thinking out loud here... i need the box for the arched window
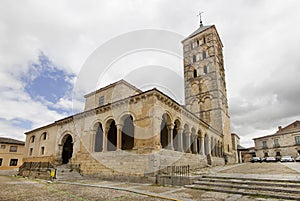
[193,69,197,78]
[30,136,35,143]
[94,123,103,152]
[121,115,134,150]
[42,132,47,140]
[107,120,117,151]
[160,114,168,149]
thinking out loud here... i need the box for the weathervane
[197,11,204,27]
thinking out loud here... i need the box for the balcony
[273,144,280,148]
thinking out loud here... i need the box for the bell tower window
[203,66,208,74]
[193,69,197,78]
[202,51,206,60]
[99,96,105,106]
[192,55,197,63]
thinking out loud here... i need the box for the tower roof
[182,25,213,42]
[188,25,213,38]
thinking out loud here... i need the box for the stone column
[91,129,96,152]
[200,135,205,155]
[193,135,198,154]
[116,124,123,151]
[167,124,174,150]
[207,137,211,155]
[178,128,184,152]
[154,116,163,150]
[186,131,191,153]
[132,121,137,150]
[102,127,109,152]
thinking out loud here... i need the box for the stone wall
[72,148,225,178]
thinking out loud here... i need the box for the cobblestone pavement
[1,162,299,201]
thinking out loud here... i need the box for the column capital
[185,131,191,136]
[167,123,175,130]
[177,128,184,133]
[116,124,123,129]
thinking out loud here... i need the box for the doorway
[62,135,73,164]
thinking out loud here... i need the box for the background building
[0,137,25,170]
[240,147,256,162]
[253,121,300,159]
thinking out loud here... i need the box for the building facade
[253,121,300,159]
[0,137,25,170]
[240,147,256,163]
[23,23,238,178]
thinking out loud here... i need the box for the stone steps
[55,165,83,181]
[185,175,300,200]
[198,177,300,188]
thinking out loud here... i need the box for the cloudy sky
[1,0,300,147]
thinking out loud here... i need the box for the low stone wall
[211,156,225,166]
[19,169,53,180]
[0,170,18,176]
[85,173,156,183]
[226,153,237,164]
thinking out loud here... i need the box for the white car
[280,156,295,162]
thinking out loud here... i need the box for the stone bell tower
[182,20,232,153]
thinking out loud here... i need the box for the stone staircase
[55,164,83,181]
[185,175,300,200]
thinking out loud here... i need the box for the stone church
[22,22,238,179]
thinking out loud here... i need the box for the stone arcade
[22,23,238,179]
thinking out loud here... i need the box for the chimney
[278,126,282,132]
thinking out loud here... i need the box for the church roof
[0,137,25,145]
[84,79,142,98]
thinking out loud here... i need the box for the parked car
[280,156,295,162]
[265,157,277,162]
[250,157,261,163]
[295,156,300,162]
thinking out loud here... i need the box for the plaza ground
[1,162,299,201]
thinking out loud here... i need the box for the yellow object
[50,169,55,177]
